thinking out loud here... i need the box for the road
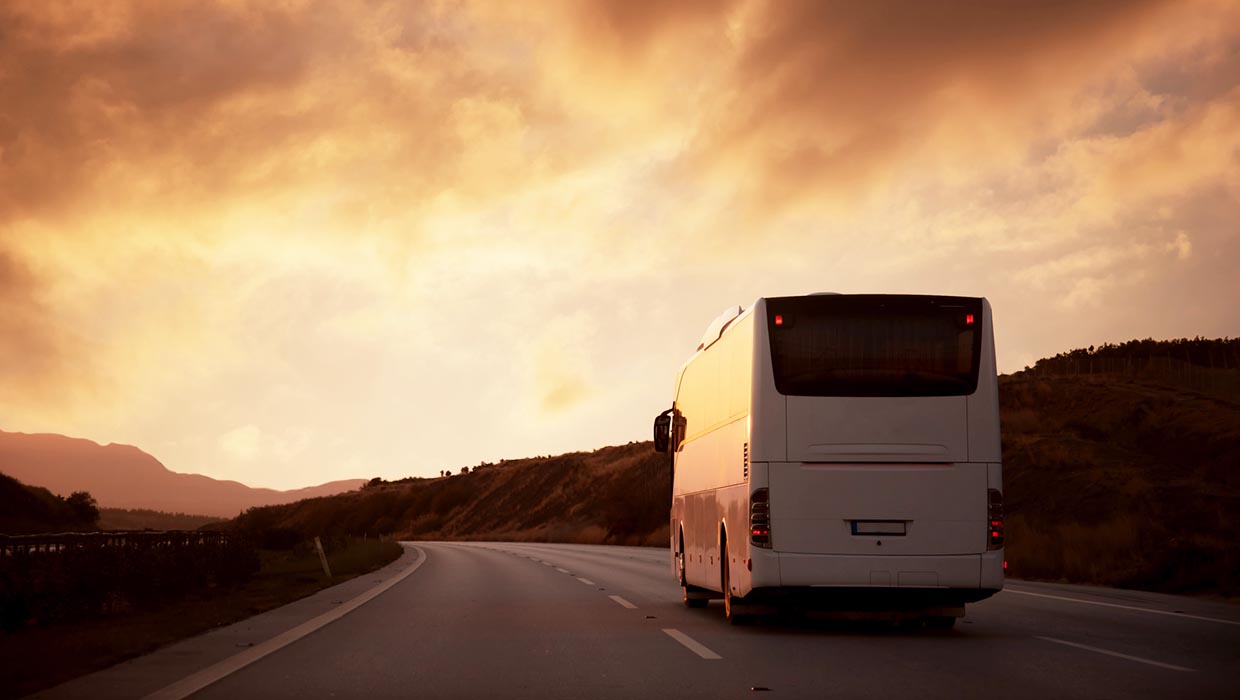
[36,541,1240,699]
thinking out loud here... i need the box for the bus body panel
[776,552,982,589]
[786,395,968,463]
[768,461,987,556]
[980,549,1005,589]
[674,417,747,494]
[749,299,786,464]
[967,300,1002,463]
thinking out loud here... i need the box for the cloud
[0,0,574,236]
[218,424,262,462]
[1168,231,1193,260]
[0,1,1237,487]
[0,244,101,416]
[526,313,597,416]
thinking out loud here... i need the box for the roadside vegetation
[230,441,671,547]
[97,507,221,531]
[1001,361,1239,598]
[0,527,401,699]
[0,472,100,535]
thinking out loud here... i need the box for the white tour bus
[653,293,1004,625]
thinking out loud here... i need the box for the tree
[65,491,99,526]
[460,467,470,475]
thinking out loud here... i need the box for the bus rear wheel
[683,586,709,608]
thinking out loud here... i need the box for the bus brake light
[750,488,772,548]
[987,489,1004,550]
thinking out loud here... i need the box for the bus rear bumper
[771,550,1002,606]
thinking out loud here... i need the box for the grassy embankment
[0,537,402,700]
[231,441,671,547]
[1001,372,1239,597]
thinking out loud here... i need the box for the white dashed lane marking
[1036,637,1195,672]
[662,629,721,660]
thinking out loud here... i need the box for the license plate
[851,520,907,536]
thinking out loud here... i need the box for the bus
[653,293,1004,626]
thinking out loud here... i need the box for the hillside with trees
[232,442,668,548]
[1001,337,1239,596]
[0,472,99,535]
[1021,337,1240,401]
[97,508,220,532]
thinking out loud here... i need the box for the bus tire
[926,616,957,630]
[683,586,709,608]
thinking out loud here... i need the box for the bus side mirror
[653,410,673,453]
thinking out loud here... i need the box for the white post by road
[314,536,332,579]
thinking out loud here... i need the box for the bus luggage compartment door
[769,461,987,556]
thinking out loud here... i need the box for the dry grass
[1000,373,1240,597]
[231,443,671,550]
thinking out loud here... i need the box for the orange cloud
[1,0,1237,487]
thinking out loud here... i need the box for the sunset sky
[2,0,1238,490]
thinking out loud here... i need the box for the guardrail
[0,530,257,629]
[0,530,231,556]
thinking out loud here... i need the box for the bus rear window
[767,295,983,397]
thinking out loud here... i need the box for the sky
[1,0,1238,489]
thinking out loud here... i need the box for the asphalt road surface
[36,542,1240,699]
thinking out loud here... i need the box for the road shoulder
[27,543,424,700]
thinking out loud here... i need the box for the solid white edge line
[141,544,428,700]
[1036,637,1195,672]
[662,628,721,660]
[577,577,596,586]
[609,595,637,609]
[1005,588,1240,626]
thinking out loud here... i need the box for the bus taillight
[987,488,1004,550]
[751,488,771,548]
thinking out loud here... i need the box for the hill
[0,472,99,535]
[232,442,669,547]
[1000,371,1239,595]
[97,508,221,531]
[0,431,365,518]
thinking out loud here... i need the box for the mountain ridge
[0,430,365,518]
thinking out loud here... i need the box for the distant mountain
[0,431,365,518]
